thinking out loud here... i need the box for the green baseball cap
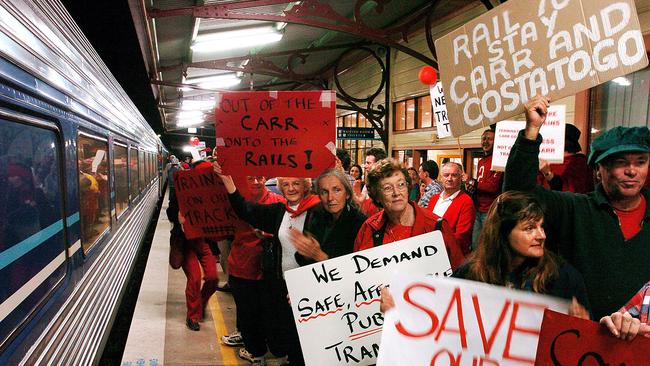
[588,126,650,166]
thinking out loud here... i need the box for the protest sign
[491,105,566,171]
[173,165,238,240]
[429,82,453,138]
[535,309,650,365]
[435,0,648,136]
[214,90,337,178]
[284,231,452,366]
[377,274,568,366]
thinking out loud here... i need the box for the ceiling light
[182,100,215,110]
[177,119,204,127]
[186,73,241,89]
[187,128,197,133]
[191,26,283,53]
[612,77,631,86]
[177,110,204,119]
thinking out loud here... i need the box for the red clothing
[361,198,382,217]
[353,202,465,269]
[427,191,476,256]
[227,189,285,280]
[182,238,218,322]
[476,155,504,213]
[536,153,594,193]
[613,195,646,240]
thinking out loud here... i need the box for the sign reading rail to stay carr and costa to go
[284,231,452,366]
[214,91,337,178]
[434,0,648,137]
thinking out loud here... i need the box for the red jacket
[227,189,285,280]
[353,202,465,270]
[427,191,476,256]
[536,153,594,193]
[476,155,503,213]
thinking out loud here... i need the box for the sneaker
[221,330,244,346]
[238,348,265,365]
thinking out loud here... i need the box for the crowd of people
[164,95,650,365]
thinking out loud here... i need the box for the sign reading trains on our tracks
[214,90,337,178]
[284,231,452,366]
[435,0,648,137]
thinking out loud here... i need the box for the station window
[129,146,138,200]
[590,62,650,140]
[336,112,383,165]
[77,132,110,253]
[138,150,145,192]
[393,95,434,131]
[0,118,66,344]
[113,142,128,218]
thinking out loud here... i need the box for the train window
[77,133,110,253]
[0,118,66,346]
[129,146,138,200]
[113,142,128,218]
[138,150,145,192]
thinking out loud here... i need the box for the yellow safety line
[209,294,239,365]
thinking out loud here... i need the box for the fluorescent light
[186,73,241,89]
[191,26,283,52]
[612,77,631,86]
[177,110,204,119]
[187,128,197,133]
[182,100,215,110]
[177,119,204,127]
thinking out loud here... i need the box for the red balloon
[189,136,200,146]
[418,66,438,85]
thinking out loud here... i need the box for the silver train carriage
[0,1,166,364]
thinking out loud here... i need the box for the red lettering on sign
[435,287,468,349]
[502,301,546,364]
[395,283,439,338]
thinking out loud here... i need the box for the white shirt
[432,189,461,218]
[277,205,307,275]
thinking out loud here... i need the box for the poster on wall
[435,0,648,136]
[214,90,337,178]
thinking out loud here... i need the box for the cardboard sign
[214,91,337,178]
[173,166,238,240]
[535,309,650,366]
[429,82,453,138]
[492,105,566,171]
[435,0,648,136]
[377,274,568,366]
[284,231,452,366]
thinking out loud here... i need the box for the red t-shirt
[613,195,646,240]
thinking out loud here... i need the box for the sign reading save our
[435,0,648,136]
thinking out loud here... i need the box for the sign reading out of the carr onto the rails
[434,0,648,137]
[214,90,337,178]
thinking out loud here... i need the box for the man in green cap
[504,95,650,320]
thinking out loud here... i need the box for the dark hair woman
[353,158,465,269]
[381,191,591,317]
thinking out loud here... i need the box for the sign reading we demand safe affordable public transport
[284,231,453,366]
[435,0,648,137]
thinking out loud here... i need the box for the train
[0,1,166,364]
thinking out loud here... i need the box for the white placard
[91,149,105,173]
[377,273,569,366]
[491,105,566,171]
[429,82,452,138]
[285,231,452,366]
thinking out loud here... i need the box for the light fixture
[191,25,283,53]
[177,110,204,120]
[612,77,631,86]
[185,73,241,89]
[177,119,204,128]
[182,100,215,111]
[187,127,197,133]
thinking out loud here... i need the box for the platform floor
[121,192,251,366]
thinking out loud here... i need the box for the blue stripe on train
[0,216,68,271]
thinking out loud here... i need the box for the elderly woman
[291,169,367,265]
[353,158,465,269]
[219,173,318,366]
[381,191,591,316]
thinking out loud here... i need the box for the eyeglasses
[380,180,408,195]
